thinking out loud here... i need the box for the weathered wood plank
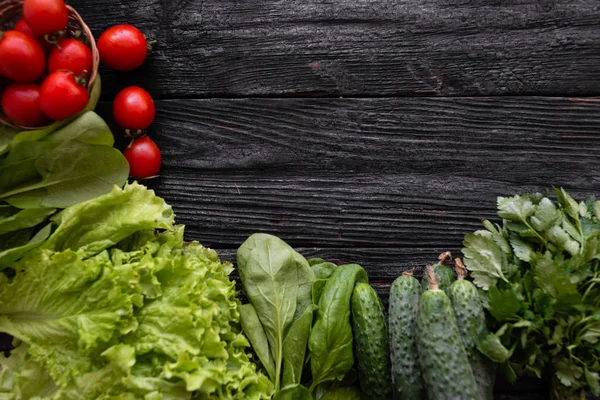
[70,0,600,98]
[98,96,600,248]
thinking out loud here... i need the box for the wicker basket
[0,0,99,129]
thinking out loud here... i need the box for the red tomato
[124,136,162,179]
[23,0,69,35]
[0,31,46,82]
[14,18,53,52]
[113,86,156,130]
[98,24,148,71]
[39,71,88,120]
[1,83,49,127]
[48,39,93,77]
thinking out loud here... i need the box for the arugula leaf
[462,233,508,289]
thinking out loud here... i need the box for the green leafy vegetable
[237,234,314,392]
[462,189,600,399]
[237,235,361,398]
[0,184,272,400]
[0,111,128,209]
[309,264,368,389]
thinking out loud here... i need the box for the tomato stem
[145,37,157,51]
[125,129,146,139]
[44,31,67,49]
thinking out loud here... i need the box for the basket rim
[0,0,100,130]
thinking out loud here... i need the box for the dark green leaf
[319,387,361,400]
[554,357,583,387]
[309,264,368,387]
[586,367,600,396]
[0,207,55,235]
[240,303,276,382]
[0,223,52,269]
[478,333,512,363]
[487,286,522,321]
[282,305,317,387]
[274,385,313,400]
[1,142,129,208]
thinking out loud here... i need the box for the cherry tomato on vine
[124,136,162,179]
[23,0,69,35]
[14,18,52,52]
[113,86,155,130]
[98,24,148,71]
[1,83,49,127]
[0,31,46,82]
[48,39,93,77]
[40,71,88,120]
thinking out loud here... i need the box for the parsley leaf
[462,233,508,289]
[487,286,522,321]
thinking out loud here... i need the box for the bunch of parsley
[462,189,600,399]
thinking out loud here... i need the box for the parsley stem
[520,217,547,246]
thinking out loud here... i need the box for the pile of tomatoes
[0,0,93,126]
[0,0,161,179]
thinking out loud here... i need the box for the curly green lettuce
[0,184,272,400]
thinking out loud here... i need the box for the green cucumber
[388,271,425,400]
[417,266,479,400]
[448,259,496,400]
[351,282,392,399]
[421,251,455,293]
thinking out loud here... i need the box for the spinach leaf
[319,387,361,400]
[310,262,338,304]
[240,303,276,381]
[0,208,56,235]
[282,304,317,387]
[0,224,52,269]
[238,234,303,391]
[293,251,315,322]
[0,141,60,193]
[237,234,316,393]
[274,385,313,400]
[0,141,128,208]
[309,264,367,389]
[310,261,337,280]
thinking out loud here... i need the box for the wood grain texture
[97,96,600,248]
[69,0,600,98]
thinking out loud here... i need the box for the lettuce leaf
[0,185,272,399]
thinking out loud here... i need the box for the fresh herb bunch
[462,188,600,399]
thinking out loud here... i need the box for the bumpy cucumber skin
[416,289,479,400]
[388,275,425,400]
[448,280,496,400]
[351,283,393,399]
[422,264,455,293]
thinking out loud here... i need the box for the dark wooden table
[72,0,600,397]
